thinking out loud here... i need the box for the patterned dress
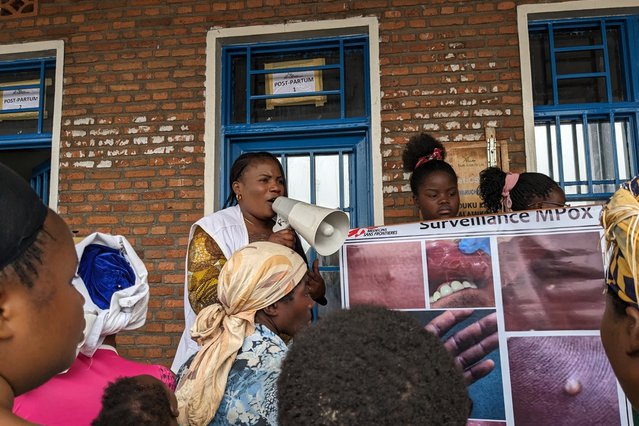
[179,324,288,426]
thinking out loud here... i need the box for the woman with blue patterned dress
[175,241,314,426]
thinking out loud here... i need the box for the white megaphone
[272,197,350,256]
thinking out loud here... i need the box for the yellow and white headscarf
[175,241,306,426]
[601,176,639,307]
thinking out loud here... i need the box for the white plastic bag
[72,232,149,357]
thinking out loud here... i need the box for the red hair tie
[415,148,444,169]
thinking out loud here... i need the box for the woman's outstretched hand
[425,310,499,385]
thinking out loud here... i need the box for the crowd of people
[1,129,638,425]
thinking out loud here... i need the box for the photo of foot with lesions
[426,238,495,309]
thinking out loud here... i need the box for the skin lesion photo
[497,232,605,331]
[507,336,619,426]
[345,241,427,310]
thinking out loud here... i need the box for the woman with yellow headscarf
[600,176,639,409]
[175,241,314,426]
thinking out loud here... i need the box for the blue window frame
[221,35,372,226]
[221,35,372,311]
[0,57,56,204]
[0,57,56,149]
[30,159,51,205]
[529,16,639,200]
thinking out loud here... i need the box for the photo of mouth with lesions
[426,238,495,309]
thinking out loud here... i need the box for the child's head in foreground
[92,375,179,426]
[277,305,470,425]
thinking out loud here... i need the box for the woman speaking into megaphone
[172,152,326,372]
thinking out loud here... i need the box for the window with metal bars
[222,35,372,312]
[529,16,639,200]
[0,56,55,204]
[221,36,371,226]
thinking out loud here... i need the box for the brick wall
[0,0,557,365]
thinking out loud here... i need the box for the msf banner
[340,205,632,426]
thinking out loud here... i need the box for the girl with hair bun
[402,133,460,221]
[478,167,566,213]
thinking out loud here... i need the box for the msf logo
[347,226,378,238]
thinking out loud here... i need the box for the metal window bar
[581,113,594,194]
[309,152,316,205]
[245,48,252,125]
[339,40,346,119]
[609,111,621,188]
[601,20,614,103]
[548,23,560,106]
[554,116,564,186]
[338,151,345,210]
[37,58,45,135]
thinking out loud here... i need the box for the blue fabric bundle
[78,244,136,309]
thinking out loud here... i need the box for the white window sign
[271,70,316,95]
[1,87,40,111]
[265,58,326,109]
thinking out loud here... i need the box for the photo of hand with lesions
[497,232,605,331]
[425,238,495,309]
[410,309,505,423]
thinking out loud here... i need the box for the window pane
[250,94,341,123]
[286,155,311,203]
[553,25,601,48]
[530,30,553,106]
[316,271,342,315]
[588,117,632,192]
[251,48,339,70]
[343,153,351,209]
[344,46,365,117]
[42,68,55,133]
[0,66,54,137]
[228,42,367,124]
[557,77,606,104]
[555,49,603,75]
[558,120,587,188]
[230,55,247,124]
[315,154,341,209]
[534,123,557,177]
[564,183,589,196]
[607,26,626,102]
[535,116,634,195]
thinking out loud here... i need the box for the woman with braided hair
[172,152,326,372]
[600,176,639,408]
[478,166,566,213]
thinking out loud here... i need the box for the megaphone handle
[272,214,291,233]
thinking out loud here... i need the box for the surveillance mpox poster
[339,205,633,425]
